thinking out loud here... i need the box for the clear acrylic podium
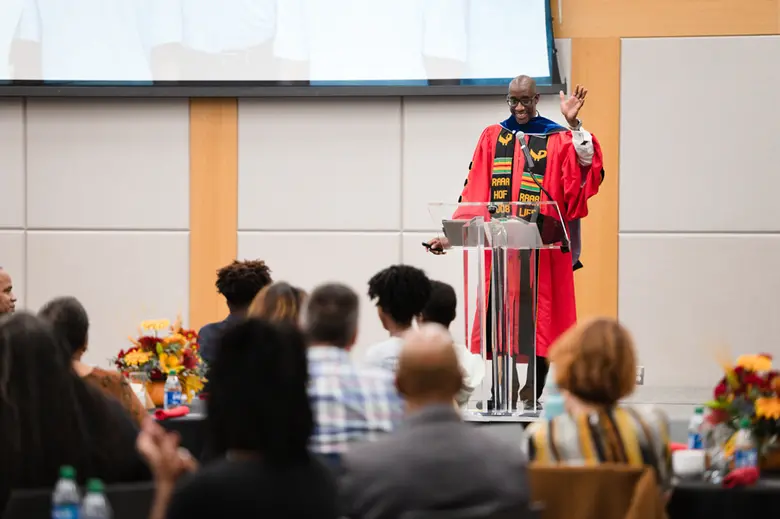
[428,201,569,417]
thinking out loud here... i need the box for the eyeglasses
[506,96,538,108]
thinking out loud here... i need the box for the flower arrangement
[706,353,780,451]
[112,317,207,401]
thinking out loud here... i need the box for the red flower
[714,379,728,398]
[182,349,197,370]
[149,369,164,381]
[138,336,159,351]
[744,373,768,389]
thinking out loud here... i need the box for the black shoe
[522,400,543,411]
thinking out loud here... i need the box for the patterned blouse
[83,367,148,427]
[527,405,672,488]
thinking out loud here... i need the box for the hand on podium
[424,237,450,255]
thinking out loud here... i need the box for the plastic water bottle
[51,465,80,519]
[164,370,182,410]
[733,418,759,469]
[540,365,565,419]
[687,406,705,449]
[80,479,112,519]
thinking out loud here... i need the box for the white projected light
[1,0,554,85]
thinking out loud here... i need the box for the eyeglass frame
[506,94,540,108]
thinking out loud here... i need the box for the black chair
[3,481,155,519]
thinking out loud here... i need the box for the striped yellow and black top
[526,405,672,488]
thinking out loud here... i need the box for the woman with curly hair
[527,318,671,488]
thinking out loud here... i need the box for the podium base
[463,410,541,423]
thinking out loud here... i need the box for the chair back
[529,464,661,519]
[4,481,155,519]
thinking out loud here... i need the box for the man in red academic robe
[426,75,604,410]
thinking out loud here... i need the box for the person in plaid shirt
[304,283,404,459]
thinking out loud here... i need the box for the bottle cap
[59,466,75,479]
[740,417,752,429]
[168,370,176,376]
[86,479,104,493]
[694,406,704,414]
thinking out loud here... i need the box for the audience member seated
[39,296,147,426]
[526,318,671,488]
[340,324,530,519]
[247,281,307,325]
[0,313,149,513]
[198,259,273,363]
[364,265,432,371]
[137,319,339,519]
[0,267,16,315]
[418,280,485,408]
[304,283,404,461]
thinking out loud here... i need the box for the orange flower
[756,397,780,420]
[736,354,772,372]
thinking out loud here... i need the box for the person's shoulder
[472,426,528,465]
[621,404,671,436]
[84,367,127,393]
[526,413,578,446]
[198,321,219,336]
[343,429,404,469]
[87,366,124,383]
[478,123,503,139]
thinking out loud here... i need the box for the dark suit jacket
[198,313,241,364]
[340,405,530,519]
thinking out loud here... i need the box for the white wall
[619,35,780,416]
[0,98,190,367]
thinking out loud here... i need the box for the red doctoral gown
[454,122,603,360]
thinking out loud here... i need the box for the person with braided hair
[198,259,273,363]
[364,265,432,372]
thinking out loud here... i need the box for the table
[668,478,780,519]
[158,412,208,460]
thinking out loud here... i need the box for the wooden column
[189,99,239,329]
[570,38,621,320]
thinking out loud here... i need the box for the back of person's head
[549,317,637,407]
[419,280,457,329]
[368,265,432,328]
[304,283,359,348]
[39,296,90,359]
[247,282,307,325]
[395,323,461,406]
[0,312,93,487]
[215,259,273,312]
[208,319,312,464]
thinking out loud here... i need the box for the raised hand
[559,84,588,127]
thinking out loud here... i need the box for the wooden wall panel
[571,38,621,320]
[551,0,780,38]
[189,99,238,329]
